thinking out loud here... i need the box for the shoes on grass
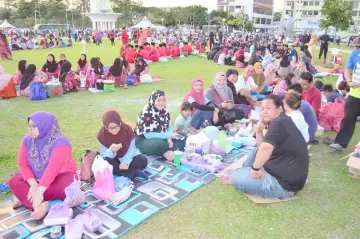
[309,140,319,145]
[329,143,344,151]
[323,137,332,145]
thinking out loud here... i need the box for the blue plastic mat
[0,148,251,239]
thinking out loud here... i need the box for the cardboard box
[346,152,360,179]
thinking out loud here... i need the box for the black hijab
[20,64,36,90]
[18,60,26,75]
[109,58,122,77]
[134,57,147,76]
[59,61,72,83]
[77,54,87,69]
[280,55,290,68]
[42,54,58,73]
[90,57,104,75]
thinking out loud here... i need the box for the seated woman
[119,56,131,89]
[262,54,275,71]
[135,90,186,161]
[8,112,77,219]
[292,62,307,83]
[98,110,148,179]
[131,56,149,85]
[284,90,309,142]
[273,73,294,98]
[0,65,16,99]
[86,57,104,88]
[277,56,293,78]
[219,95,309,198]
[253,62,269,96]
[59,61,81,92]
[20,64,38,97]
[264,64,278,87]
[204,72,244,127]
[288,83,318,144]
[58,53,67,66]
[183,78,220,130]
[106,58,122,86]
[14,60,26,85]
[41,54,60,81]
[76,54,89,76]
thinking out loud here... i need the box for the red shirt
[124,49,137,63]
[171,46,180,58]
[137,31,142,39]
[302,86,321,116]
[158,47,165,57]
[140,49,150,60]
[165,47,171,56]
[110,32,115,39]
[121,31,129,45]
[182,45,192,54]
[149,47,160,62]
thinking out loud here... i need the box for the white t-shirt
[287,110,309,142]
[235,75,257,92]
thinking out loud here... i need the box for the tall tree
[273,11,282,22]
[226,10,252,30]
[112,0,146,27]
[320,0,352,31]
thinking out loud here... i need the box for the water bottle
[202,120,210,129]
[219,130,227,150]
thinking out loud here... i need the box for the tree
[0,8,11,20]
[320,0,352,31]
[226,10,252,30]
[273,11,282,22]
[112,0,146,27]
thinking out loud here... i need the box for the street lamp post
[161,18,164,26]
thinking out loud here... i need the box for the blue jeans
[231,148,293,198]
[190,109,213,129]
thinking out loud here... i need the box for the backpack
[30,82,47,101]
[80,151,99,182]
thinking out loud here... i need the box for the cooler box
[46,82,63,97]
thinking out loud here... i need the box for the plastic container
[174,150,182,166]
[218,131,227,150]
[50,226,62,238]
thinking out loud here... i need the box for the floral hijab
[135,90,170,136]
[253,62,266,93]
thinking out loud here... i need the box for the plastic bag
[140,74,153,84]
[44,203,73,226]
[91,155,113,180]
[318,97,345,132]
[65,214,84,239]
[108,184,134,206]
[114,176,132,192]
[64,175,86,208]
[126,75,136,85]
[93,168,115,200]
[83,208,101,233]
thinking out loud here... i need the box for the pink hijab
[183,78,205,113]
[0,65,12,91]
[264,64,276,84]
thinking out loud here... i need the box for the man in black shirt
[319,31,330,63]
[209,31,215,50]
[299,30,310,50]
[219,95,309,198]
[226,69,241,104]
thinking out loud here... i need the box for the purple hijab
[23,112,71,179]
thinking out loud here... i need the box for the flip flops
[329,143,344,151]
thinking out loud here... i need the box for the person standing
[330,38,360,150]
[0,30,12,60]
[299,30,310,50]
[121,27,129,47]
[209,31,215,50]
[110,31,115,46]
[319,31,330,64]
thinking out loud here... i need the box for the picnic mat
[0,148,252,239]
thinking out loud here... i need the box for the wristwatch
[251,165,261,171]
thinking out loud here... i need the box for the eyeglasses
[107,125,121,131]
[27,124,37,131]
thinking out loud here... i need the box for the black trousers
[319,44,328,59]
[210,39,214,50]
[105,154,148,179]
[334,96,360,148]
[111,38,115,45]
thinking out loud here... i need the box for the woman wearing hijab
[277,55,293,78]
[262,54,275,71]
[59,61,80,92]
[306,33,317,64]
[183,78,220,129]
[204,72,244,127]
[106,58,123,86]
[76,54,89,76]
[0,30,12,60]
[247,51,258,66]
[98,110,148,179]
[135,90,185,161]
[131,56,149,85]
[20,64,38,96]
[85,57,104,88]
[14,60,27,85]
[253,62,267,94]
[293,62,308,83]
[235,48,246,68]
[0,65,16,99]
[41,54,60,81]
[58,53,67,66]
[264,64,278,86]
[8,112,77,220]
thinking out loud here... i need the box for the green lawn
[1,42,360,239]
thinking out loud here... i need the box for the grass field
[0,41,359,239]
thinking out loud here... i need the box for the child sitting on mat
[174,102,193,136]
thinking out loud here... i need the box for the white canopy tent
[131,16,157,29]
[0,20,16,29]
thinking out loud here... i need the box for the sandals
[329,143,344,151]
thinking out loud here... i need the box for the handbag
[80,151,99,182]
[64,174,86,208]
[30,82,47,101]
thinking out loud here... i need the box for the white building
[282,0,323,31]
[217,0,274,30]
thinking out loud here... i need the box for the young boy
[174,102,193,135]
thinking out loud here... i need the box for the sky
[141,0,283,11]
